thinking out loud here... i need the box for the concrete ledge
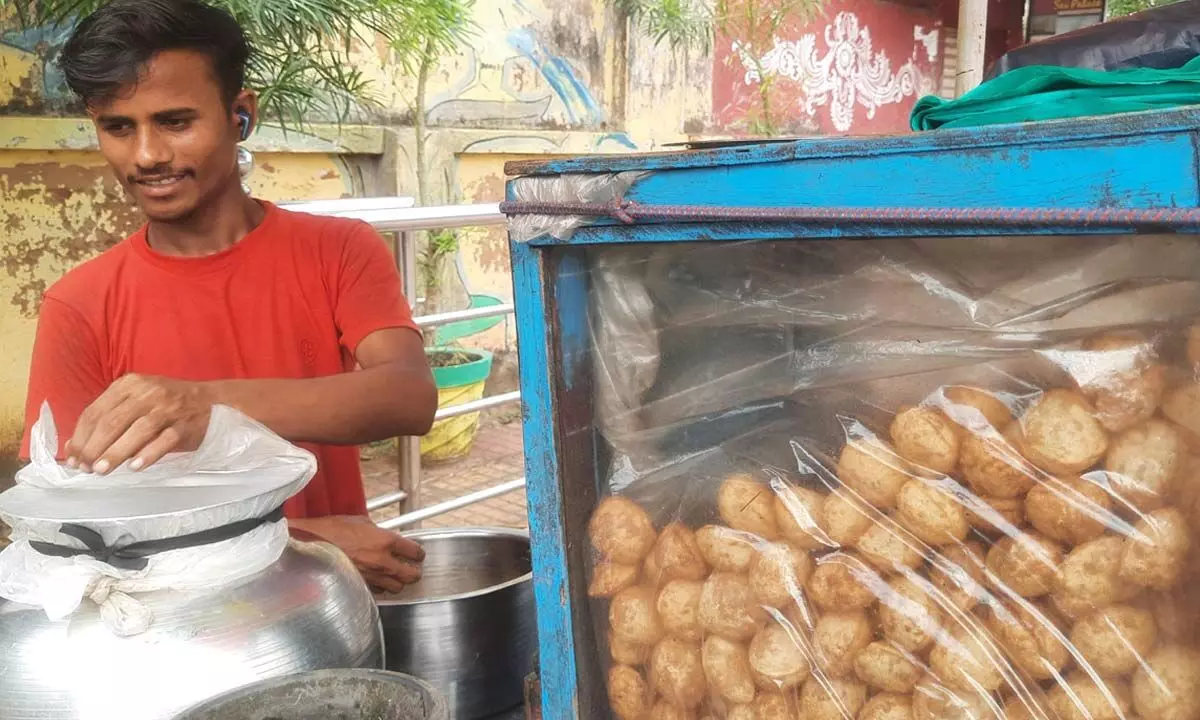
[0,117,387,154]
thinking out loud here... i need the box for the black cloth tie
[28,505,286,571]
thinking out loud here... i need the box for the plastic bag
[584,234,1200,720]
[0,403,316,636]
[988,0,1200,79]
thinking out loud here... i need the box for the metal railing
[289,197,525,529]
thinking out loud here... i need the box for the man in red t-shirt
[19,0,437,592]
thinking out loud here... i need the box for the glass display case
[503,108,1200,720]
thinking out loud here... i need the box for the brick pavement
[365,420,528,529]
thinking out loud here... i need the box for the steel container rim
[377,526,532,606]
[171,668,449,720]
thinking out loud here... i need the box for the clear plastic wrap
[0,403,316,636]
[585,234,1200,720]
[506,171,646,243]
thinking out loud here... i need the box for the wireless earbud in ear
[235,109,252,141]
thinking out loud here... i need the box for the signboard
[1053,0,1103,13]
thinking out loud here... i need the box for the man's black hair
[60,0,250,106]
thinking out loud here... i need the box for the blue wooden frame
[505,108,1200,718]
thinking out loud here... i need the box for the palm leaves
[3,0,474,126]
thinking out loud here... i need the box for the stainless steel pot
[0,541,383,720]
[173,668,448,720]
[377,527,535,720]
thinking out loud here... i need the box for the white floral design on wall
[733,11,938,132]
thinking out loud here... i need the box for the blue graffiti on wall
[1,21,77,107]
[506,27,604,126]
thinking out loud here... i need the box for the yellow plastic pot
[420,348,494,463]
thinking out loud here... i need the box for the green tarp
[911,55,1200,131]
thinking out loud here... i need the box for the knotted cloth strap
[28,505,286,571]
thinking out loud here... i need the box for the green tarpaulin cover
[911,55,1200,131]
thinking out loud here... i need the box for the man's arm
[65,327,436,472]
[213,327,436,443]
[66,220,436,474]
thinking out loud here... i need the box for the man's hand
[290,515,424,594]
[67,374,214,474]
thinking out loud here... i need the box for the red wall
[713,0,946,135]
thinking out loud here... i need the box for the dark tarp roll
[987,0,1200,79]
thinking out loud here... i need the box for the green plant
[417,227,460,342]
[616,0,711,49]
[3,0,473,127]
[615,0,823,136]
[1105,0,1182,18]
[716,0,822,136]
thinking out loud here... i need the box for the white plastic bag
[0,403,316,636]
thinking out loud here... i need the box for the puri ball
[813,610,873,677]
[654,523,709,582]
[1105,419,1185,512]
[1054,535,1138,618]
[718,473,780,539]
[1132,645,1200,720]
[895,478,970,546]
[609,630,650,666]
[657,579,705,642]
[912,676,993,720]
[861,693,915,720]
[928,623,1005,693]
[879,575,943,653]
[754,693,799,720]
[943,386,1014,430]
[1020,389,1109,475]
[1091,364,1166,434]
[838,438,913,509]
[748,620,811,690]
[590,496,656,564]
[854,641,922,693]
[611,585,664,646]
[965,494,1025,536]
[698,571,766,641]
[649,637,706,709]
[774,484,830,551]
[1081,332,1165,433]
[959,425,1036,499]
[856,521,924,574]
[1163,382,1200,445]
[1187,325,1200,372]
[890,405,961,474]
[929,541,987,611]
[807,551,879,611]
[1070,603,1157,677]
[749,541,814,608]
[608,665,652,720]
[801,676,868,720]
[822,490,874,547]
[984,599,1071,681]
[986,532,1064,598]
[700,634,756,705]
[695,524,756,573]
[1119,507,1191,591]
[1047,671,1133,720]
[1024,476,1113,546]
[589,560,641,598]
[649,702,695,720]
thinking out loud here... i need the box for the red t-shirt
[20,201,419,519]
